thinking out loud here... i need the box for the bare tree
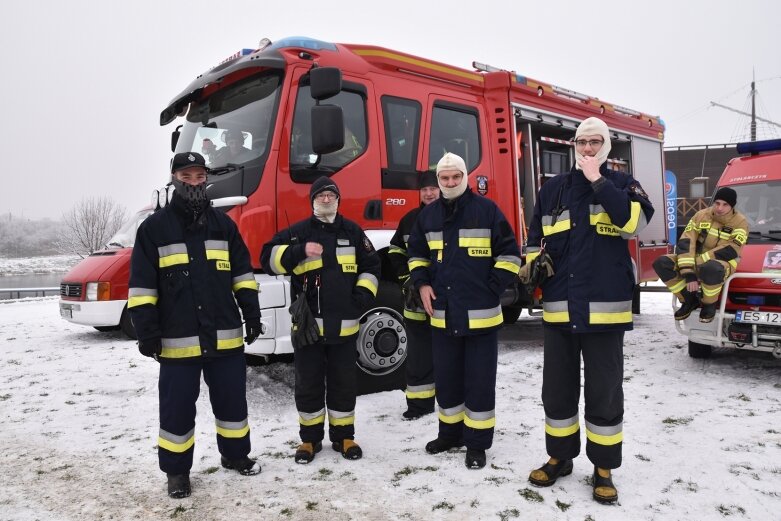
[58,197,127,258]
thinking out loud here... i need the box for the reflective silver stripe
[494,255,522,267]
[546,414,579,428]
[585,421,622,436]
[315,318,324,333]
[215,418,248,430]
[269,245,288,274]
[205,240,229,250]
[327,409,355,419]
[465,408,495,420]
[336,246,356,256]
[620,211,648,239]
[340,319,360,336]
[432,309,446,319]
[407,384,435,393]
[526,246,541,254]
[158,243,187,257]
[542,210,571,226]
[589,301,632,313]
[217,327,243,340]
[467,305,503,320]
[543,301,569,313]
[589,204,606,215]
[128,287,158,297]
[159,427,195,444]
[439,404,465,416]
[232,273,254,283]
[425,231,443,242]
[300,409,326,421]
[162,336,200,348]
[458,228,491,238]
[402,234,410,245]
[356,273,379,295]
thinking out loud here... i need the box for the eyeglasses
[574,139,604,148]
[315,191,338,201]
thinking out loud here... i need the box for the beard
[313,200,338,223]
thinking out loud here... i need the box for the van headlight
[86,282,111,301]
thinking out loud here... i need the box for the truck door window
[428,103,481,172]
[381,96,421,171]
[290,86,367,172]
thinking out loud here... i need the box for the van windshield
[107,209,153,249]
[731,181,781,241]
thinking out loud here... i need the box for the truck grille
[729,293,781,308]
[60,283,82,298]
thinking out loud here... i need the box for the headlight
[86,282,111,301]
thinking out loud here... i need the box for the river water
[0,273,64,299]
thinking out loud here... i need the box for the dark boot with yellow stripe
[528,457,573,487]
[332,439,362,460]
[674,290,699,321]
[592,467,618,504]
[220,456,261,476]
[294,441,322,464]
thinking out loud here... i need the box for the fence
[677,197,709,223]
[0,287,60,300]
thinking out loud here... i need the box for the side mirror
[311,105,344,155]
[310,67,342,101]
[171,125,182,152]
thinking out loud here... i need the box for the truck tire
[120,306,137,340]
[688,340,712,359]
[502,305,523,325]
[356,281,407,395]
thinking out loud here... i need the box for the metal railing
[0,287,60,299]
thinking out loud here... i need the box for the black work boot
[592,467,618,504]
[674,291,700,320]
[528,458,574,487]
[425,437,464,454]
[294,441,322,464]
[699,303,717,323]
[220,456,261,476]
[167,473,191,499]
[402,407,435,421]
[465,449,486,469]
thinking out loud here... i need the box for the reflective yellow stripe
[232,280,258,292]
[430,317,446,328]
[620,201,641,233]
[409,259,431,270]
[217,336,244,350]
[216,424,249,438]
[586,429,623,446]
[545,423,580,437]
[677,257,695,267]
[271,245,289,274]
[356,278,378,296]
[158,435,194,453]
[159,254,189,268]
[128,295,158,308]
[160,345,201,358]
[439,410,465,424]
[701,285,723,297]
[590,311,632,324]
[206,249,229,261]
[542,219,571,236]
[543,311,570,323]
[728,259,738,269]
[699,252,711,263]
[337,254,357,264]
[468,313,503,329]
[404,309,427,321]
[293,258,323,275]
[668,279,686,294]
[464,416,496,429]
[495,261,521,274]
[427,240,443,250]
[329,415,355,426]
[340,323,360,336]
[458,237,491,248]
[525,251,540,263]
[406,388,436,399]
[299,414,325,426]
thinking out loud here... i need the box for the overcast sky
[1,0,778,220]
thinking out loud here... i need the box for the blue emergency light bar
[268,37,337,52]
[736,139,781,155]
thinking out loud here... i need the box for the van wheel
[94,325,120,332]
[356,281,407,395]
[688,340,712,358]
[120,307,137,340]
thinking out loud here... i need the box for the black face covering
[171,178,209,215]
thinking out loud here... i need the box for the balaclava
[574,117,612,170]
[436,152,468,200]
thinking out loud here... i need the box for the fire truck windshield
[174,71,282,198]
[730,180,781,241]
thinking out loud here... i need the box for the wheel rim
[355,306,407,375]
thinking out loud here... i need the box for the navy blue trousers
[404,320,435,413]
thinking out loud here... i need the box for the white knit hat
[436,152,467,175]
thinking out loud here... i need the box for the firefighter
[387,171,440,420]
[128,152,264,499]
[521,117,654,504]
[260,176,380,464]
[653,187,748,322]
[407,153,522,470]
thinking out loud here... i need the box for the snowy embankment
[0,255,80,276]
[0,293,779,521]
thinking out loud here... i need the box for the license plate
[60,306,72,319]
[735,310,781,325]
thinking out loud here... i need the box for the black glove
[683,272,698,283]
[138,337,162,359]
[289,292,320,348]
[519,253,555,294]
[244,319,265,345]
[402,277,423,310]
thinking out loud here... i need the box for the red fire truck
[60,36,668,390]
[677,139,781,359]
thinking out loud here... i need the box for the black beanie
[419,171,438,189]
[713,187,737,208]
[310,176,340,203]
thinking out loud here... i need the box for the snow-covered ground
[0,255,80,276]
[0,293,779,521]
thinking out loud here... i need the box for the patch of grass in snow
[432,501,454,511]
[731,393,751,402]
[262,451,288,460]
[469,499,479,508]
[555,499,571,512]
[280,508,292,516]
[408,485,433,493]
[490,463,508,470]
[518,488,544,503]
[484,475,509,486]
[169,505,186,518]
[314,468,333,481]
[766,429,779,434]
[203,466,219,474]
[498,508,519,520]
[635,454,651,462]
[305,501,318,510]
[662,478,698,493]
[7,359,21,365]
[391,465,438,486]
[662,416,692,426]
[716,504,746,515]
[0,393,11,401]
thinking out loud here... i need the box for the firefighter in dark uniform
[407,153,521,470]
[129,152,265,499]
[522,117,654,504]
[387,171,440,420]
[260,176,380,464]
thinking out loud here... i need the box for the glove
[683,272,698,283]
[244,319,265,345]
[138,337,162,359]
[519,253,555,294]
[289,292,320,348]
[402,277,423,310]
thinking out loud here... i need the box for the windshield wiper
[209,163,243,176]
[107,242,124,248]
[749,230,781,241]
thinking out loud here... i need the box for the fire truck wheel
[688,340,712,359]
[502,305,523,324]
[356,280,407,396]
[120,307,137,340]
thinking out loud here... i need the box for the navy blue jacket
[407,188,521,336]
[128,193,260,363]
[526,164,654,332]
